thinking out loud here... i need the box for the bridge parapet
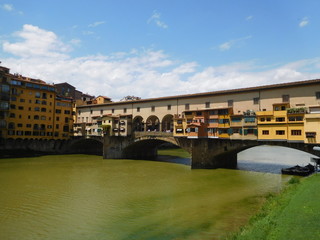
[133,131,173,138]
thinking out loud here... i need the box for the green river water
[0,152,291,240]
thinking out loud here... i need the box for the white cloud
[2,4,13,11]
[2,25,320,101]
[219,36,252,51]
[246,16,253,21]
[3,24,71,59]
[88,21,105,28]
[299,17,309,27]
[148,11,168,29]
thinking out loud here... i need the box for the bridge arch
[67,138,103,155]
[161,114,173,132]
[146,115,160,132]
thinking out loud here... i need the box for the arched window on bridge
[162,114,173,132]
[133,116,144,132]
[146,115,160,132]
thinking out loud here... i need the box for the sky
[1,0,320,101]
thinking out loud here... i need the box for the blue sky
[1,0,320,100]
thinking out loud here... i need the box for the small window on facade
[151,106,155,112]
[282,95,290,102]
[253,97,259,105]
[137,107,140,112]
[276,130,285,135]
[262,130,269,135]
[100,110,103,115]
[124,108,127,113]
[205,102,210,108]
[112,109,114,113]
[316,92,320,99]
[291,130,302,136]
[228,100,233,107]
[185,103,190,110]
[167,105,171,110]
[90,110,93,114]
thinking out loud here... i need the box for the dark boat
[281,164,315,176]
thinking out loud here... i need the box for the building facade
[76,79,320,144]
[0,66,74,140]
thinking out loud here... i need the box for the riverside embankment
[227,174,320,240]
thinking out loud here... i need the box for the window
[17,123,23,127]
[151,106,155,112]
[41,116,46,120]
[26,124,31,128]
[244,117,255,123]
[35,100,41,104]
[41,108,46,112]
[167,105,171,110]
[276,117,285,122]
[56,124,59,129]
[124,108,127,113]
[112,109,115,114]
[42,100,47,105]
[282,95,290,102]
[18,106,24,110]
[208,119,218,123]
[205,102,210,108]
[9,113,15,118]
[35,92,41,98]
[42,93,47,99]
[253,97,260,105]
[34,107,40,111]
[185,103,190,110]
[20,99,25,102]
[56,109,61,114]
[137,107,140,112]
[231,117,241,122]
[56,117,60,121]
[260,118,265,122]
[291,130,302,136]
[64,110,71,114]
[196,111,202,116]
[209,110,217,115]
[34,115,39,120]
[90,110,93,114]
[65,117,69,123]
[316,92,320,99]
[262,130,269,135]
[100,110,103,115]
[177,120,183,124]
[228,100,233,107]
[276,130,285,135]
[266,117,271,122]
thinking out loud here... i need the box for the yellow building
[304,106,320,143]
[0,66,10,139]
[257,103,305,142]
[1,66,73,140]
[54,96,74,139]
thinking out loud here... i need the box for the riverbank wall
[0,138,103,157]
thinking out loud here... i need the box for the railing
[134,131,173,138]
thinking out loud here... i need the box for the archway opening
[161,114,173,132]
[146,115,160,132]
[133,116,144,132]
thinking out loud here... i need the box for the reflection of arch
[133,116,144,132]
[146,115,160,131]
[161,114,173,132]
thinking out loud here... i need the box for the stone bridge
[101,132,320,169]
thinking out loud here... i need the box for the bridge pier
[190,138,238,169]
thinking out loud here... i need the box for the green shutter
[244,129,248,135]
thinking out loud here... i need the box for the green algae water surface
[0,154,289,240]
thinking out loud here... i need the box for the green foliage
[226,175,320,240]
